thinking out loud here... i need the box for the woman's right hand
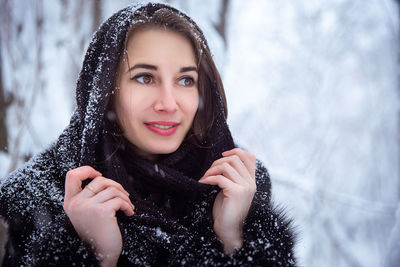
[63,166,135,267]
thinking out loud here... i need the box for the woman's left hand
[199,148,256,254]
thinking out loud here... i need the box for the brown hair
[115,4,228,145]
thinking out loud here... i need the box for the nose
[153,82,178,113]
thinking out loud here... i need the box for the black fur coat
[0,3,296,266]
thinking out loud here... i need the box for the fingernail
[222,151,230,157]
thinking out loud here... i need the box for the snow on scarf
[0,2,296,266]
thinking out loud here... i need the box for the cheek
[185,91,199,118]
[191,100,199,117]
[115,92,136,128]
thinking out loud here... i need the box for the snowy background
[1,0,399,266]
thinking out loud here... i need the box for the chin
[153,146,180,155]
[146,142,181,155]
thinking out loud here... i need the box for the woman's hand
[63,166,135,267]
[199,148,256,254]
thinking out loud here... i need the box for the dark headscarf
[55,1,235,215]
[52,2,235,183]
[53,3,236,263]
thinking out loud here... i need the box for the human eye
[178,76,195,87]
[130,73,153,84]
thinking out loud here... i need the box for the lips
[144,121,179,136]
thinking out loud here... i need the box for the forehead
[125,28,196,65]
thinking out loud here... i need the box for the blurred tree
[0,43,10,153]
[93,0,102,33]
[213,0,229,47]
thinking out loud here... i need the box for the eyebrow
[180,66,198,73]
[127,64,157,73]
[127,64,198,73]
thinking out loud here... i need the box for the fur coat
[0,3,296,266]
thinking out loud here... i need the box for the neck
[126,141,159,161]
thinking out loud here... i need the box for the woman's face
[114,28,199,159]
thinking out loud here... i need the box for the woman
[0,3,296,266]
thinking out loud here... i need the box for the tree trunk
[92,0,102,33]
[0,43,9,153]
[214,0,230,47]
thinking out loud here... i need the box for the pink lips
[144,121,179,136]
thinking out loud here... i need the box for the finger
[81,176,130,198]
[105,197,135,217]
[198,174,235,190]
[201,162,242,184]
[65,166,102,203]
[209,155,251,183]
[84,184,97,195]
[222,148,256,179]
[92,186,135,210]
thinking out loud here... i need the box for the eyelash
[130,73,153,84]
[130,73,196,87]
[178,76,195,87]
